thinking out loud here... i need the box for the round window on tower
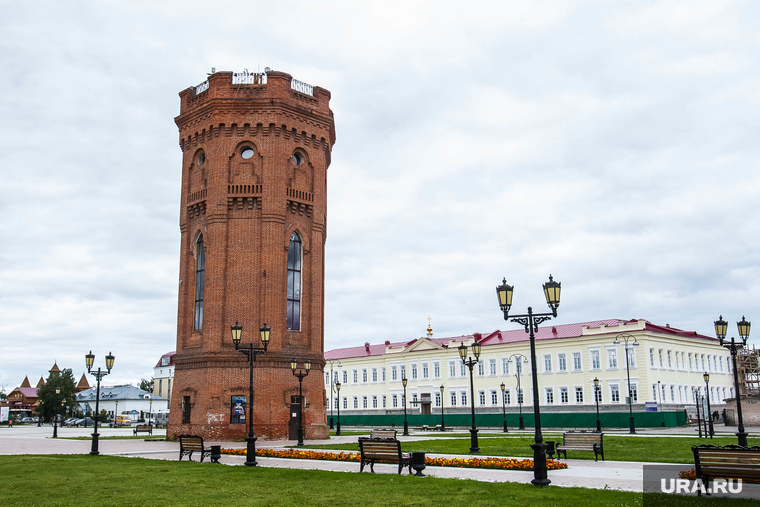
[196,151,206,167]
[240,146,255,159]
[292,152,304,166]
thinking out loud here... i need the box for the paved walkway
[1,424,759,495]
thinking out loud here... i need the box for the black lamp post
[509,354,528,430]
[439,385,445,431]
[693,387,703,438]
[500,383,508,433]
[327,359,341,430]
[497,274,561,487]
[231,321,271,466]
[335,381,342,436]
[148,398,153,430]
[714,315,750,447]
[613,334,638,434]
[291,359,311,446]
[593,377,601,432]
[703,372,714,438]
[85,350,114,455]
[52,387,61,438]
[458,341,482,453]
[402,377,409,436]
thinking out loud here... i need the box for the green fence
[336,411,686,429]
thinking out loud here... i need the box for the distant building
[7,362,70,417]
[76,385,168,422]
[153,351,175,401]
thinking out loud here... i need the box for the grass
[0,454,753,506]
[301,435,760,464]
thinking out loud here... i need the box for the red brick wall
[168,71,334,441]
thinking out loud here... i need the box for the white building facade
[153,351,175,402]
[324,319,734,418]
[76,385,168,422]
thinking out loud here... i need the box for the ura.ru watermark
[660,477,742,495]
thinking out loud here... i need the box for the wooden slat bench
[370,429,397,439]
[556,431,604,461]
[133,424,152,436]
[693,444,760,496]
[358,437,412,474]
[179,435,212,462]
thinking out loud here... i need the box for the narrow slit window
[194,235,205,330]
[287,232,302,330]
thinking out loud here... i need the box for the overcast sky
[1,1,759,391]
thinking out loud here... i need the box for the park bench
[692,444,760,496]
[179,435,212,462]
[133,424,153,436]
[358,437,412,474]
[556,431,604,461]
[370,429,397,439]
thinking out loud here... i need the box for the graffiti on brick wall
[206,412,226,425]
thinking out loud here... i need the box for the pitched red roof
[20,376,31,388]
[154,351,176,368]
[325,318,716,360]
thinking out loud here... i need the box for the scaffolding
[738,345,760,395]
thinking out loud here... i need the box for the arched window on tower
[194,235,205,330]
[287,231,302,331]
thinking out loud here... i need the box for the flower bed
[220,448,568,471]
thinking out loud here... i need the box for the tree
[139,378,154,393]
[36,368,77,422]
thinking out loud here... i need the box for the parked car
[20,417,38,423]
[62,417,79,426]
[73,417,95,427]
[110,415,132,427]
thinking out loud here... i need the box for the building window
[489,359,497,376]
[650,348,655,367]
[182,396,191,424]
[477,360,485,377]
[352,370,358,383]
[433,361,440,378]
[653,384,658,401]
[286,232,302,330]
[449,360,456,378]
[353,397,359,409]
[450,391,457,406]
[688,353,693,370]
[516,359,524,375]
[400,365,406,379]
[411,363,417,380]
[572,352,581,371]
[325,372,329,385]
[372,368,377,382]
[422,362,429,379]
[607,349,618,369]
[460,362,467,377]
[342,370,348,384]
[667,351,672,369]
[558,353,567,372]
[334,398,339,410]
[591,350,601,370]
[504,389,511,405]
[543,354,552,373]
[362,369,368,383]
[162,356,170,366]
[479,391,486,406]
[502,358,510,375]
[372,396,377,408]
[392,394,398,408]
[491,390,498,405]
[230,395,246,424]
[461,391,468,406]
[595,384,603,402]
[381,367,386,381]
[575,387,583,403]
[343,397,348,409]
[434,392,441,407]
[630,382,638,402]
[193,235,205,330]
[382,395,386,408]
[560,387,569,404]
[517,388,523,404]
[627,348,636,368]
[158,379,163,396]
[391,365,398,381]
[610,384,620,403]
[545,388,554,404]
[701,354,705,370]
[658,349,663,368]
[671,385,676,402]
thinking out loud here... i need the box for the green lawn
[302,435,760,464]
[0,455,753,506]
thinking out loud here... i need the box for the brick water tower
[168,69,335,441]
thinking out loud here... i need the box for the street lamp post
[500,383,508,433]
[458,341,482,453]
[327,359,341,430]
[231,321,271,467]
[613,334,639,434]
[335,381,342,436]
[85,350,115,455]
[53,387,61,438]
[497,275,562,487]
[439,385,445,431]
[148,398,153,430]
[704,373,713,438]
[402,377,409,436]
[509,354,528,430]
[291,359,311,446]
[593,377,601,432]
[714,316,750,447]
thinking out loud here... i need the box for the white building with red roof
[153,351,175,402]
[324,318,734,424]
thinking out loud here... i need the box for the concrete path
[1,424,759,495]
